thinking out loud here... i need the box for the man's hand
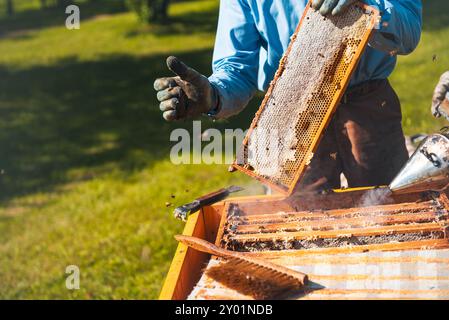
[432,71,449,118]
[311,0,357,16]
[153,56,218,121]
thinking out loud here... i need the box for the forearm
[366,0,422,55]
[209,64,258,119]
[208,0,261,119]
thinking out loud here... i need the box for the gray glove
[432,71,449,118]
[153,56,218,121]
[311,0,357,16]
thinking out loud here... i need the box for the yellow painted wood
[159,209,202,300]
[332,186,384,193]
[159,186,389,300]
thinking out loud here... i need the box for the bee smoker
[389,132,449,194]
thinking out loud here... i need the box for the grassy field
[0,0,448,299]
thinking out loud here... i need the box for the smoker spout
[389,134,449,194]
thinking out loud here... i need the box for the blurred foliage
[126,0,170,23]
[1,0,75,14]
[1,0,172,24]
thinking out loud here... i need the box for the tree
[126,0,171,23]
[6,0,14,16]
[57,0,71,8]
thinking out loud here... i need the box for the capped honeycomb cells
[220,197,449,252]
[234,4,379,194]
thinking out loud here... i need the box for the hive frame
[217,193,449,252]
[187,192,449,300]
[232,2,380,195]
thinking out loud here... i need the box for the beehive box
[160,188,449,300]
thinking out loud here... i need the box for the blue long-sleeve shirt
[208,0,422,119]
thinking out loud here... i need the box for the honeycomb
[187,192,449,300]
[233,3,379,194]
[220,196,449,252]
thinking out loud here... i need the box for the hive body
[188,191,449,300]
[160,2,449,301]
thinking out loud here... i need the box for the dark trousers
[296,79,409,192]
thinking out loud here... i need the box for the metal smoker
[389,96,449,194]
[389,133,449,194]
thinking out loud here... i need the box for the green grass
[391,2,449,133]
[0,0,261,299]
[0,0,448,299]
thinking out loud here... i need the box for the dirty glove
[153,56,218,121]
[311,0,357,16]
[431,71,449,118]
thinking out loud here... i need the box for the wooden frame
[159,188,449,300]
[158,195,284,300]
[231,2,380,195]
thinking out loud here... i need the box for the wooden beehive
[160,188,449,300]
[159,2,449,300]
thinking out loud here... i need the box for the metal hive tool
[232,2,379,194]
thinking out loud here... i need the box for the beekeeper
[154,0,422,191]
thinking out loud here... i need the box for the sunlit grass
[0,0,259,299]
[391,21,449,134]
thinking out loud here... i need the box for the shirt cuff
[205,83,221,120]
[207,75,236,120]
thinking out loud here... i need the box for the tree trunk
[159,0,170,22]
[57,0,69,8]
[6,0,14,16]
[147,0,155,23]
[148,0,170,23]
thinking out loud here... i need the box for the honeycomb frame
[232,2,380,194]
